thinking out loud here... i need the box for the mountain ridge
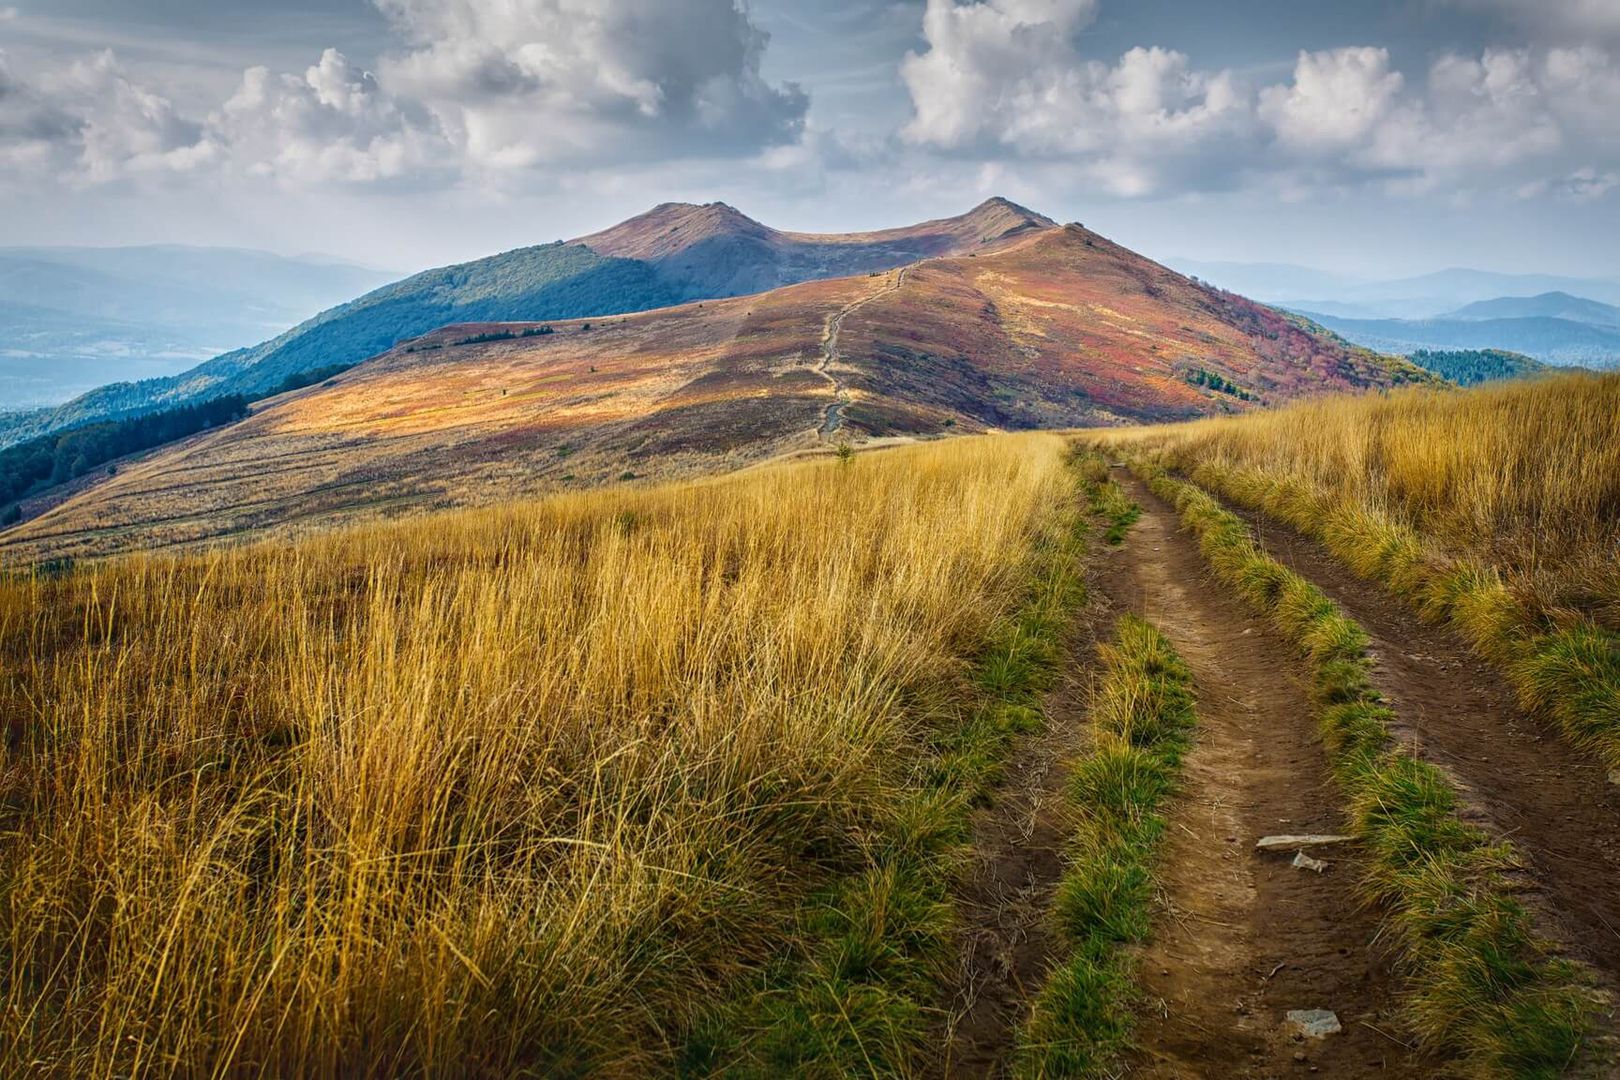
[1303,311,1620,369]
[1444,291,1620,327]
[0,214,1431,561]
[0,199,1057,449]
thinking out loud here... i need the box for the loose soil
[1102,471,1435,1078]
[1226,496,1620,987]
[940,559,1115,1077]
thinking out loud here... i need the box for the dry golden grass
[1100,373,1620,628]
[0,432,1073,1077]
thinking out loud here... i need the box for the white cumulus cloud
[0,0,807,191]
[900,0,1620,201]
[900,0,1254,195]
[373,0,808,169]
[210,49,444,186]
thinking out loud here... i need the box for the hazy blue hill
[0,245,395,330]
[1407,348,1549,386]
[0,246,398,409]
[1303,312,1620,369]
[1176,258,1620,319]
[0,243,679,445]
[1444,292,1620,327]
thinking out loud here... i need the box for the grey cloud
[373,0,808,168]
[900,0,1620,201]
[1446,0,1620,45]
[1,0,809,190]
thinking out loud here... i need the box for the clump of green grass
[1014,616,1198,1078]
[1129,460,1599,1077]
[1075,450,1141,545]
[1514,625,1620,765]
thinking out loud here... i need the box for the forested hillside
[1408,348,1548,385]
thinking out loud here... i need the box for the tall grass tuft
[0,433,1077,1077]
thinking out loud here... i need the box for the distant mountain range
[1443,291,1620,327]
[0,247,396,410]
[0,200,1057,449]
[1303,312,1620,368]
[1169,259,1620,319]
[1169,259,1620,368]
[0,199,1431,560]
[1298,291,1620,369]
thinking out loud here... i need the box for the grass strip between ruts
[1013,613,1197,1078]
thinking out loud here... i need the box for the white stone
[1292,851,1329,873]
[1286,1009,1342,1038]
[1255,834,1354,852]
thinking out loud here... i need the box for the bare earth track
[1102,472,1434,1078]
[816,266,912,440]
[1225,498,1620,989]
[942,561,1114,1077]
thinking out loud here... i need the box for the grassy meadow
[0,433,1082,1077]
[1100,372,1620,622]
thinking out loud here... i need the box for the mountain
[1163,259,1367,305]
[577,197,1056,300]
[0,200,1055,450]
[0,246,395,409]
[1302,311,1620,368]
[1443,291,1620,327]
[1174,259,1620,320]
[1406,348,1548,386]
[1376,269,1620,310]
[0,214,1430,561]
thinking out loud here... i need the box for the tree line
[0,363,355,527]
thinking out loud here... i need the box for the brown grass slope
[0,226,1429,562]
[574,195,1057,300]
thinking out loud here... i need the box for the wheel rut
[1102,471,1434,1078]
[941,550,1114,1077]
[815,266,910,441]
[1226,497,1620,988]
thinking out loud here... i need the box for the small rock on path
[1286,1010,1343,1038]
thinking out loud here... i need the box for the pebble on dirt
[1255,834,1354,852]
[1291,851,1329,873]
[1286,1009,1343,1038]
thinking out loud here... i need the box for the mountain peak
[968,196,1053,224]
[572,201,775,263]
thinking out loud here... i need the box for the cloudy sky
[2,0,1618,278]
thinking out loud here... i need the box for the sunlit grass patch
[0,433,1085,1077]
